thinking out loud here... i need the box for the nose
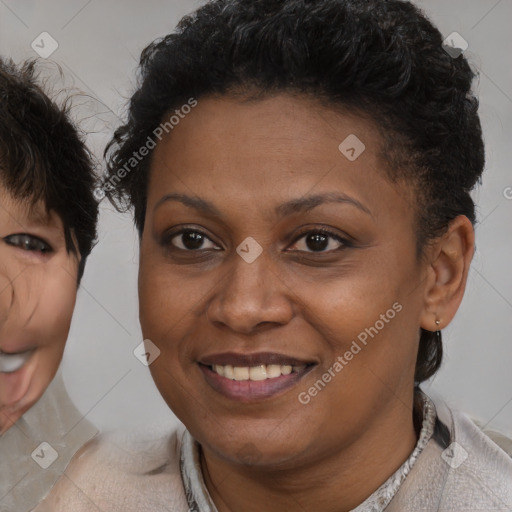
[206,251,294,334]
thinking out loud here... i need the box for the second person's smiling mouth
[0,348,34,374]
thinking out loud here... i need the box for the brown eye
[304,233,330,251]
[3,234,53,254]
[168,229,219,251]
[289,229,347,253]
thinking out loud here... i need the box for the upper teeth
[0,351,32,374]
[212,364,305,381]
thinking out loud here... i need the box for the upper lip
[199,352,315,367]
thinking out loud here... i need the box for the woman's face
[139,94,432,468]
[0,186,79,432]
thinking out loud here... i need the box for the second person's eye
[3,234,53,254]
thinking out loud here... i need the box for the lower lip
[199,364,314,402]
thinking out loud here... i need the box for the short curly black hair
[104,0,484,383]
[0,58,99,284]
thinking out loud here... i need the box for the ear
[419,215,475,331]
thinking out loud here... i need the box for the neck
[201,396,419,512]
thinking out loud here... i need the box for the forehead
[147,94,403,212]
[157,93,380,152]
[0,183,62,231]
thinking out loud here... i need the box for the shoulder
[36,424,191,512]
[441,404,512,506]
[388,394,512,511]
[449,404,512,467]
[470,419,512,458]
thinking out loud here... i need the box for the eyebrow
[153,192,372,219]
[154,193,221,217]
[275,192,372,218]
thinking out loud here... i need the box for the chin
[198,423,311,468]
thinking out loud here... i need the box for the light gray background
[1,0,511,435]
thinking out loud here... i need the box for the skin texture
[0,185,79,433]
[139,94,474,512]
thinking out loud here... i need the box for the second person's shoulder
[37,424,191,512]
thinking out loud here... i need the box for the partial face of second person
[0,187,79,432]
[139,94,467,476]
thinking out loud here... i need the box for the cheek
[0,259,79,418]
[138,254,213,411]
[139,255,204,338]
[292,250,419,382]
[139,258,166,336]
[287,251,403,335]
[28,260,79,347]
[29,269,78,395]
[39,279,77,339]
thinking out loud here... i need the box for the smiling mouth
[0,350,34,374]
[198,352,316,401]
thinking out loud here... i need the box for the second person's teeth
[0,351,32,374]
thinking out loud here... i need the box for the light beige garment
[387,398,512,510]
[36,426,189,512]
[38,392,512,512]
[0,371,98,512]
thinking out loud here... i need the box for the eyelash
[163,227,351,254]
[3,234,53,254]
[291,227,351,252]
